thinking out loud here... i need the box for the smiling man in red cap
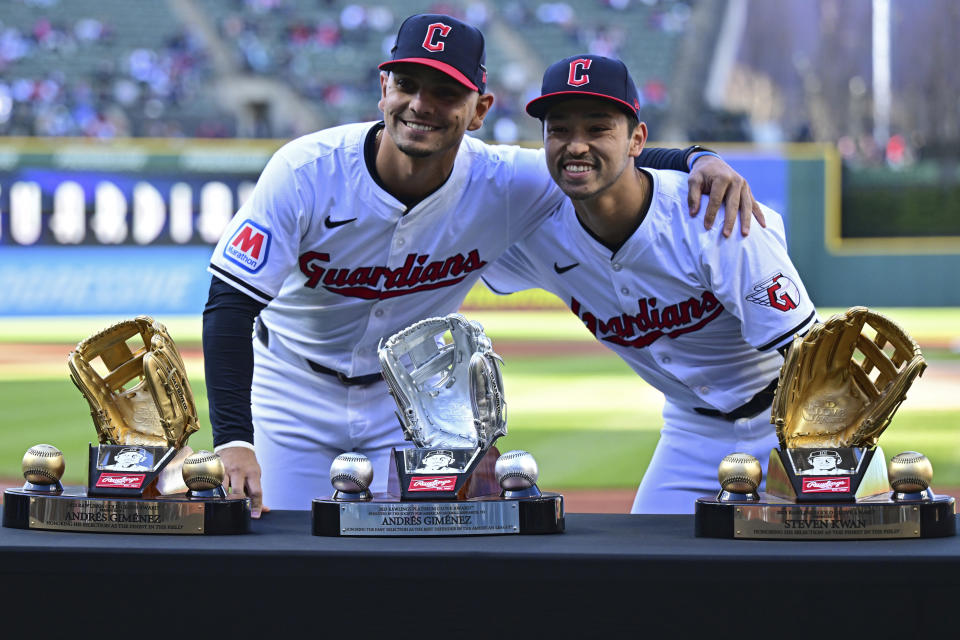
[482,54,817,513]
[203,16,766,515]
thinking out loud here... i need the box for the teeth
[406,122,437,132]
[565,164,592,173]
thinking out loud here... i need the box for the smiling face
[115,450,146,467]
[543,97,645,201]
[424,453,454,469]
[379,64,492,159]
[810,454,839,471]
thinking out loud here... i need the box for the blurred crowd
[208,0,682,142]
[0,11,232,137]
[5,0,946,172]
[0,0,684,142]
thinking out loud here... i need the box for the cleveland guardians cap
[526,54,640,119]
[379,14,487,93]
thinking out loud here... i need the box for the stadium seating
[1,0,692,140]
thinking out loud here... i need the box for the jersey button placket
[611,262,631,304]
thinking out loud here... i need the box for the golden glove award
[2,317,250,535]
[312,314,564,536]
[696,307,955,540]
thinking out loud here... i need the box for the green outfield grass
[2,305,958,345]
[0,365,956,487]
[1,308,958,488]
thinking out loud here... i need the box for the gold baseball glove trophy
[696,307,955,539]
[2,316,250,535]
[312,314,564,536]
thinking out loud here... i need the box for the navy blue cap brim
[526,90,639,119]
[379,58,480,92]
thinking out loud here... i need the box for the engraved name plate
[29,497,206,534]
[733,503,922,540]
[338,500,521,536]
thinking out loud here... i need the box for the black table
[2,510,957,636]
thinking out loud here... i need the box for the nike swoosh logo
[553,262,580,274]
[324,216,357,228]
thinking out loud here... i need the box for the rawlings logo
[802,477,851,493]
[571,292,724,349]
[96,473,146,489]
[408,476,457,492]
[224,220,270,273]
[298,250,487,299]
[801,400,847,424]
[746,272,799,312]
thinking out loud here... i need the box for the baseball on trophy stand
[888,451,934,493]
[718,453,762,494]
[330,452,373,493]
[495,450,539,491]
[181,450,225,491]
[22,444,65,485]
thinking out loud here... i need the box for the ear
[466,92,495,131]
[378,71,389,112]
[628,121,648,158]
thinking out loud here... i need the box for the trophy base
[695,493,956,540]
[2,486,251,535]
[312,493,565,537]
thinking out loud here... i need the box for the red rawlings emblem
[801,477,851,493]
[96,473,146,489]
[408,476,457,492]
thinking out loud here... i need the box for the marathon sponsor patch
[96,473,146,489]
[746,272,800,312]
[407,476,457,492]
[801,477,851,493]
[224,220,271,273]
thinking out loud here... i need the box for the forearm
[202,277,266,447]
[635,145,700,172]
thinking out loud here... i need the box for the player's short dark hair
[625,113,640,139]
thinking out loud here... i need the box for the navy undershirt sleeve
[202,276,267,447]
[635,146,698,172]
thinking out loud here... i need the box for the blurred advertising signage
[0,246,214,316]
[0,139,278,247]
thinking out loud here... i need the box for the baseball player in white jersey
[481,55,818,514]
[203,15,765,516]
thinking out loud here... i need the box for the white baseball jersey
[209,122,564,377]
[482,168,817,414]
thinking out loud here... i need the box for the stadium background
[1,0,958,510]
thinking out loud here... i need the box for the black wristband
[683,144,718,168]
